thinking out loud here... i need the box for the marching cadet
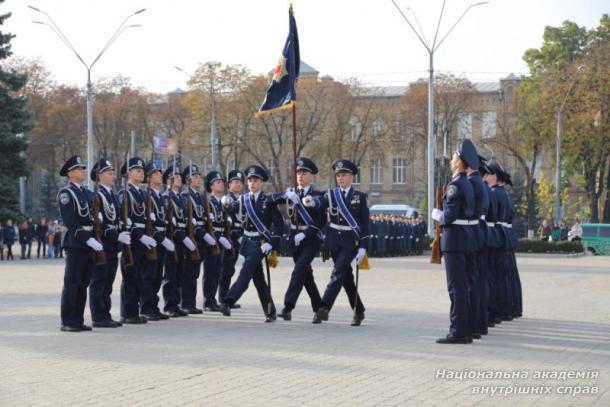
[303,159,368,327]
[203,170,233,312]
[57,155,101,332]
[141,161,174,320]
[88,158,131,328]
[118,157,157,324]
[465,141,489,341]
[431,141,476,344]
[219,169,244,308]
[271,157,323,321]
[219,165,283,322]
[180,164,216,314]
[161,163,190,318]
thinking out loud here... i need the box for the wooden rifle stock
[429,185,445,264]
[121,183,134,267]
[91,189,106,265]
[204,194,221,256]
[186,194,201,261]
[222,208,235,260]
[165,193,178,263]
[145,190,158,261]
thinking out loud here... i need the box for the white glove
[221,195,234,208]
[117,231,131,245]
[294,232,306,246]
[431,208,444,223]
[354,248,366,265]
[204,233,216,246]
[237,236,243,245]
[97,212,103,222]
[183,236,196,251]
[161,237,175,251]
[284,189,300,205]
[261,242,273,255]
[86,237,103,252]
[149,212,156,222]
[302,195,315,208]
[191,217,197,226]
[139,235,157,249]
[218,236,232,250]
[171,217,177,226]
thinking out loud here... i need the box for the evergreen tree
[0,3,31,221]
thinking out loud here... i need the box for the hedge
[516,239,583,254]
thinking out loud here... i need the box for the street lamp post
[391,0,488,237]
[29,5,145,188]
[555,64,585,224]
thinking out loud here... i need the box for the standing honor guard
[57,155,101,332]
[141,161,174,320]
[204,170,234,312]
[270,157,323,321]
[432,141,477,344]
[303,159,368,327]
[219,170,245,308]
[219,165,283,322]
[88,158,131,328]
[118,157,157,324]
[161,163,189,318]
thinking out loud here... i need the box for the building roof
[473,82,500,93]
[267,60,319,76]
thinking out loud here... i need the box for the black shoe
[230,303,241,309]
[351,313,365,327]
[60,325,82,332]
[481,329,488,336]
[265,314,277,323]
[501,315,513,321]
[142,313,161,321]
[472,333,482,340]
[219,304,231,316]
[204,305,220,312]
[185,308,203,315]
[110,319,123,327]
[79,324,93,331]
[92,320,120,328]
[312,314,322,324]
[278,308,292,321]
[493,318,502,324]
[120,316,148,324]
[156,313,170,320]
[436,334,473,344]
[316,306,329,322]
[512,312,522,318]
[166,310,182,318]
[176,308,189,317]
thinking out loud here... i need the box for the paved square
[0,254,608,406]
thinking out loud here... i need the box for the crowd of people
[0,217,68,260]
[537,217,583,242]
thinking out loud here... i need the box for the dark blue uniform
[223,191,283,318]
[219,191,243,305]
[491,184,512,321]
[162,189,188,315]
[440,171,475,339]
[505,192,523,317]
[316,187,368,316]
[203,194,227,309]
[57,182,96,328]
[270,186,323,313]
[181,188,207,311]
[88,184,121,323]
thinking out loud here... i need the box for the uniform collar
[340,186,352,195]
[298,185,311,195]
[100,184,112,194]
[251,191,261,202]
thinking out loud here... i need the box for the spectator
[53,221,62,258]
[0,229,4,260]
[569,217,583,241]
[559,220,569,241]
[46,220,56,258]
[19,220,30,259]
[59,221,67,258]
[26,217,35,258]
[537,219,551,241]
[36,217,48,258]
[2,219,16,260]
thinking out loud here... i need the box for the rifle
[204,191,221,256]
[121,168,134,267]
[186,191,201,261]
[145,189,158,261]
[429,184,444,264]
[165,191,178,263]
[91,168,106,266]
[222,205,235,260]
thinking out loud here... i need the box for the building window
[353,171,361,184]
[267,158,276,178]
[482,111,496,139]
[369,158,383,185]
[372,119,383,137]
[458,113,472,140]
[349,117,361,141]
[392,158,406,184]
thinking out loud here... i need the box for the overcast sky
[4,0,608,93]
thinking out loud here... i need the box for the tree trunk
[603,160,610,223]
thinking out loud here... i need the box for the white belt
[507,224,513,228]
[480,215,486,221]
[244,230,260,237]
[233,222,242,227]
[177,222,186,228]
[290,224,308,231]
[155,227,166,231]
[213,227,223,232]
[487,222,496,227]
[133,223,145,228]
[196,221,204,226]
[106,225,118,230]
[452,219,479,226]
[82,226,93,231]
[330,223,353,231]
[497,221,509,227]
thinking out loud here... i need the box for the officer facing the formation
[161,163,189,318]
[141,161,174,320]
[119,157,157,324]
[271,157,323,321]
[203,170,233,311]
[303,159,368,326]
[219,165,283,322]
[57,155,102,332]
[432,141,476,344]
[88,158,131,328]
[219,169,244,308]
